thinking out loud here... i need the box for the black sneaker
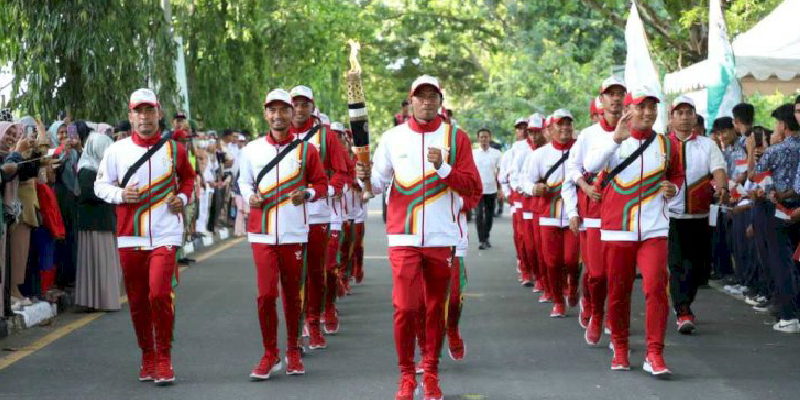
[478,243,487,250]
[485,240,492,248]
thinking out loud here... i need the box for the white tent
[664,0,800,95]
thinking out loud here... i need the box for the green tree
[0,0,179,122]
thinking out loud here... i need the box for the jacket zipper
[421,135,426,246]
[275,145,280,245]
[637,139,643,241]
[148,153,153,248]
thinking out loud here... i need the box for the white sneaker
[744,295,760,306]
[773,319,800,333]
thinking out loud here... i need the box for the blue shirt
[723,136,747,179]
[756,135,800,193]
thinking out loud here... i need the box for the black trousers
[752,200,800,320]
[668,217,711,315]
[475,194,497,243]
[730,209,764,294]
[711,210,733,277]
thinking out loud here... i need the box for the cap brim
[630,96,660,106]
[291,95,313,102]
[601,84,627,94]
[514,122,528,127]
[410,84,442,97]
[671,102,695,111]
[129,101,159,110]
[553,116,573,123]
[264,100,293,108]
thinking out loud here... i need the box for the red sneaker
[604,317,612,335]
[309,324,327,350]
[154,353,175,385]
[415,360,424,375]
[610,345,630,371]
[532,280,544,293]
[138,351,156,382]
[395,374,417,400]
[585,317,602,346]
[324,306,339,335]
[285,349,305,375]
[422,372,443,400]
[578,297,591,329]
[676,314,695,334]
[550,303,566,318]
[644,353,672,376]
[538,293,553,303]
[249,354,282,381]
[447,330,466,361]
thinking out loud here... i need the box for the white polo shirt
[473,146,502,195]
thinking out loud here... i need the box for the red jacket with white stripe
[237,132,328,244]
[95,132,195,249]
[584,129,684,242]
[367,116,482,247]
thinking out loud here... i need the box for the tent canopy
[664,0,800,94]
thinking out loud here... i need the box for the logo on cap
[600,76,627,95]
[410,75,442,97]
[290,85,315,102]
[527,114,544,129]
[129,88,159,110]
[264,89,293,107]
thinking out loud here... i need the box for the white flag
[624,2,667,133]
[707,0,742,130]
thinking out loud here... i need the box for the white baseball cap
[129,88,159,109]
[320,113,331,125]
[264,88,293,107]
[290,85,315,102]
[624,86,661,106]
[671,95,696,111]
[527,113,544,130]
[331,121,345,132]
[599,76,627,95]
[552,109,574,123]
[514,117,528,127]
[409,75,443,97]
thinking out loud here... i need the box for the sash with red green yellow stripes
[257,142,309,234]
[133,140,178,236]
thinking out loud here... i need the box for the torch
[346,40,375,200]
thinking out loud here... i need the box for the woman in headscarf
[48,120,80,290]
[75,133,120,311]
[0,121,42,308]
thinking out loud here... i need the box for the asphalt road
[1,205,799,399]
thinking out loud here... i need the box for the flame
[348,40,361,74]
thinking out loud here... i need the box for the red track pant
[417,255,466,350]
[252,243,306,358]
[305,224,329,326]
[352,222,365,280]
[390,246,452,375]
[340,221,355,282]
[512,208,527,278]
[520,213,538,283]
[119,246,177,356]
[540,226,579,305]
[604,239,669,355]
[324,228,342,313]
[581,228,606,321]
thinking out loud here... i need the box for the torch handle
[353,146,374,200]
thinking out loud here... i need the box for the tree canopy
[0,0,786,144]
